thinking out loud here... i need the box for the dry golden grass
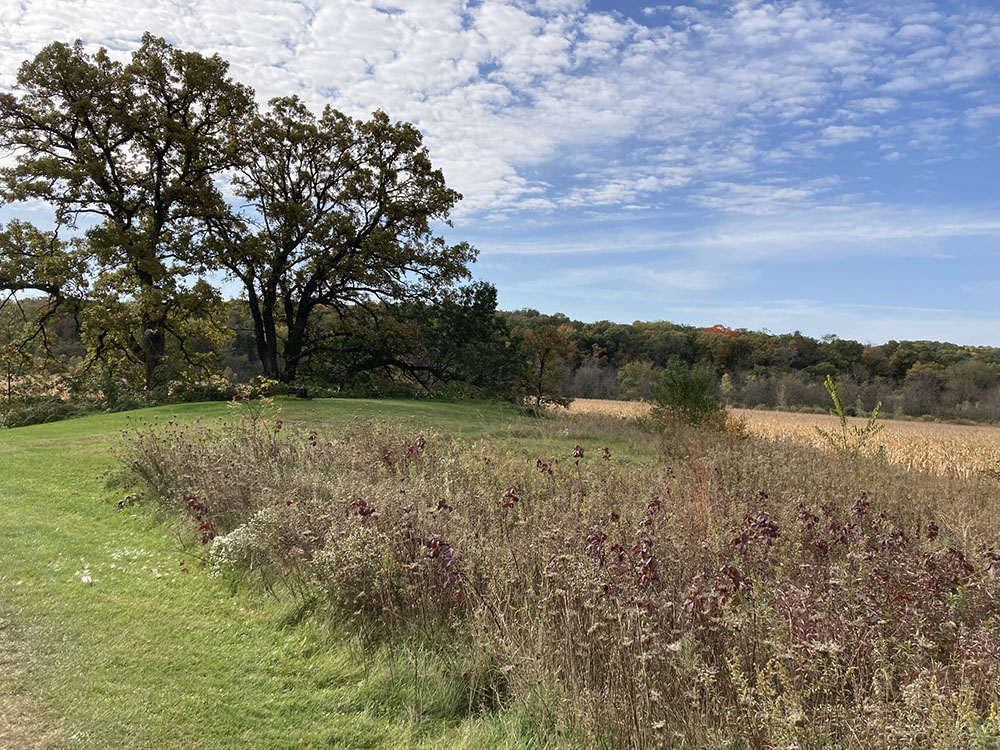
[0,620,59,749]
[566,398,1000,479]
[563,398,652,418]
[734,408,1000,479]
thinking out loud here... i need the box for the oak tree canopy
[1,34,480,392]
[213,96,476,383]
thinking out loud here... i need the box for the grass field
[3,397,999,748]
[0,398,573,749]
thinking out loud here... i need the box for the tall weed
[120,411,1000,748]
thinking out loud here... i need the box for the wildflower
[500,487,520,509]
[350,499,376,523]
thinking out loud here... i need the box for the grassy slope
[0,398,563,750]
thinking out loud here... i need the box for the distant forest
[7,292,1000,424]
[506,309,1000,422]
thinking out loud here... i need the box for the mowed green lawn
[0,398,571,750]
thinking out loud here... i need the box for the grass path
[0,398,541,749]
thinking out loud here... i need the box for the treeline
[3,284,600,427]
[507,310,1000,422]
[0,287,546,421]
[8,287,1000,425]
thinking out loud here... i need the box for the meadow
[1,399,547,749]
[2,398,999,748]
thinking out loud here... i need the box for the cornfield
[562,398,652,418]
[566,399,1000,479]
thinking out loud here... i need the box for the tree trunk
[246,291,279,379]
[142,327,166,391]
[279,296,315,384]
[282,319,305,384]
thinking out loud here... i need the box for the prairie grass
[122,402,1000,749]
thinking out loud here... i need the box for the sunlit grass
[0,398,568,749]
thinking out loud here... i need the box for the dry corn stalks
[565,399,1000,479]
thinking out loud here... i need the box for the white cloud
[691,180,828,214]
[1,0,998,225]
[476,204,1000,265]
[847,97,899,116]
[820,124,878,146]
[965,103,1000,127]
[895,23,941,43]
[515,263,733,294]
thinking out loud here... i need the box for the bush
[168,382,240,403]
[650,357,725,426]
[0,395,83,428]
[815,375,885,460]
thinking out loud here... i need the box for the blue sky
[2,0,999,344]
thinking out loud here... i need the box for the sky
[1,0,999,345]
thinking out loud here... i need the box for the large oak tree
[214,96,476,383]
[0,34,253,389]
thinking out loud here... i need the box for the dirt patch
[0,616,63,749]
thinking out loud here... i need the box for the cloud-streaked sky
[2,0,999,344]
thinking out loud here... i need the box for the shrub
[168,381,239,403]
[815,375,885,460]
[0,395,82,428]
[650,357,725,426]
